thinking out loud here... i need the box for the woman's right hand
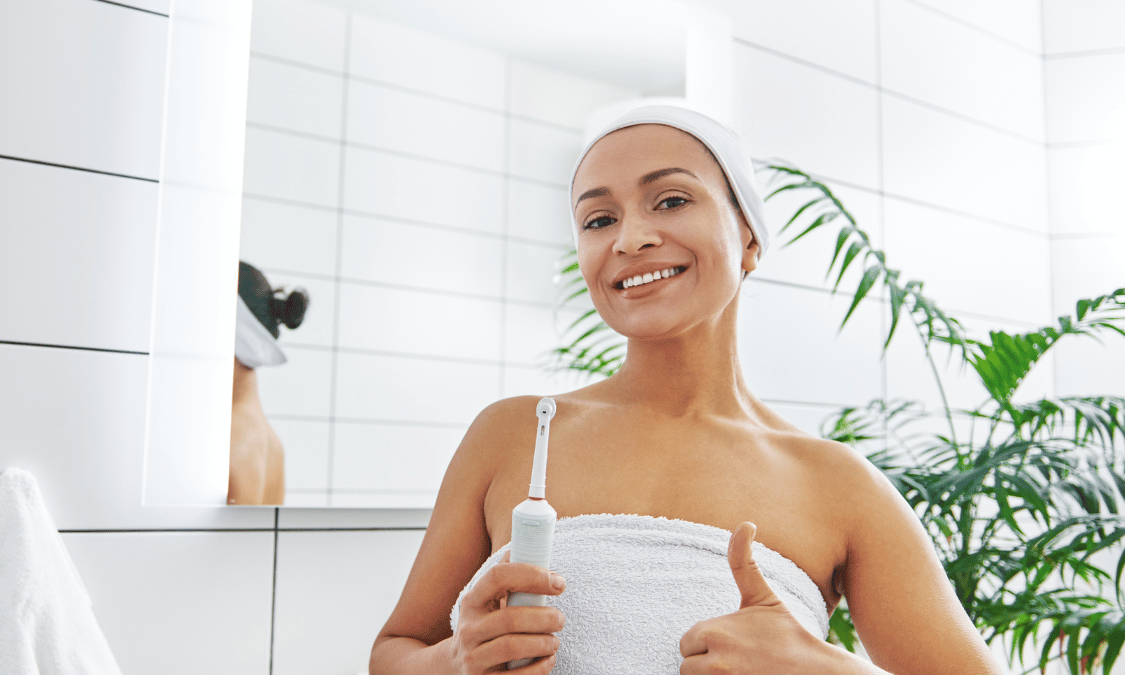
[450,551,567,674]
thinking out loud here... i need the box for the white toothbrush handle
[507,500,557,669]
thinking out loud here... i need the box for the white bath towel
[452,513,829,674]
[0,468,122,675]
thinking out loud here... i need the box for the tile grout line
[0,340,147,355]
[874,0,890,413]
[89,0,169,18]
[268,508,279,675]
[0,153,158,183]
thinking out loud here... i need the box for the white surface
[343,147,505,232]
[347,82,506,171]
[909,0,1042,52]
[256,346,334,418]
[64,531,274,675]
[1043,0,1125,54]
[504,305,581,367]
[239,197,339,276]
[333,352,501,423]
[1045,53,1125,144]
[883,196,1052,325]
[506,241,570,305]
[242,126,341,207]
[339,215,504,295]
[331,423,463,495]
[336,283,504,360]
[246,56,344,139]
[507,119,584,185]
[269,418,331,490]
[0,160,157,351]
[115,0,170,14]
[507,179,573,245]
[509,59,638,129]
[349,13,507,110]
[881,95,1049,233]
[271,530,425,675]
[1047,144,1125,236]
[881,0,1044,141]
[737,282,883,407]
[249,0,347,71]
[0,0,166,178]
[732,44,880,190]
[708,0,878,84]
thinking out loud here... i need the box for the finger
[678,621,708,659]
[729,522,780,610]
[474,632,560,671]
[465,562,566,612]
[465,606,565,647]
[508,652,557,674]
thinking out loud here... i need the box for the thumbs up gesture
[679,523,824,675]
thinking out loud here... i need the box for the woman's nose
[612,213,662,255]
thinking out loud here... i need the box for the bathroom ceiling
[306,0,690,94]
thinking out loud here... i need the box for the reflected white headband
[568,105,770,259]
[234,295,287,369]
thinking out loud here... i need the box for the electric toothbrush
[507,397,558,670]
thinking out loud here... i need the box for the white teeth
[620,267,681,289]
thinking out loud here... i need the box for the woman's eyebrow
[575,168,699,207]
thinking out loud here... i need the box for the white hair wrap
[569,105,770,259]
[234,295,287,369]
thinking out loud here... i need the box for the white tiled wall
[2,0,1123,673]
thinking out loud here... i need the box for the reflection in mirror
[233,0,723,506]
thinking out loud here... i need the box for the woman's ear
[739,215,760,278]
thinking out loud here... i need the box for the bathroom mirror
[145,0,733,508]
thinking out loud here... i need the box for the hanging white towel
[0,468,122,675]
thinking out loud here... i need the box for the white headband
[568,105,770,259]
[234,295,287,369]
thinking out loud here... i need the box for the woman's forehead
[572,124,722,194]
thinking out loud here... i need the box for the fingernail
[551,573,566,590]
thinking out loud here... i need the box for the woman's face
[571,124,758,340]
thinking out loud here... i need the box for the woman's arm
[369,397,566,675]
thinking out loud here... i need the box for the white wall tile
[884,312,992,414]
[882,95,1049,233]
[284,490,330,507]
[334,352,500,424]
[246,56,343,138]
[737,282,883,406]
[64,531,273,675]
[709,0,878,84]
[331,422,462,497]
[1052,336,1125,398]
[349,13,506,110]
[269,418,330,491]
[117,0,170,14]
[509,59,638,129]
[250,0,346,71]
[272,530,426,675]
[909,0,1042,52]
[239,197,338,277]
[754,181,882,292]
[508,179,573,246]
[277,507,431,529]
[343,147,504,233]
[339,215,503,296]
[1046,54,1125,144]
[883,197,1052,325]
[0,0,166,178]
[0,344,272,530]
[508,119,584,184]
[348,82,506,171]
[266,272,336,348]
[732,44,880,190]
[0,160,156,351]
[504,304,584,366]
[243,126,341,208]
[506,241,569,305]
[502,363,603,399]
[336,283,503,361]
[256,345,334,418]
[763,402,838,437]
[881,0,1044,141]
[1047,143,1125,236]
[1043,0,1125,54]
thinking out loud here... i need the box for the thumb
[729,522,780,610]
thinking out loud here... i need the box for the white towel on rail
[0,467,121,675]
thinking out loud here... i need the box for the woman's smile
[612,264,689,296]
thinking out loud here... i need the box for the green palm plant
[550,163,1125,674]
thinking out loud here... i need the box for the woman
[369,106,1003,674]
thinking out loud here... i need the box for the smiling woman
[368,105,1007,675]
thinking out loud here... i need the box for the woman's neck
[232,358,261,406]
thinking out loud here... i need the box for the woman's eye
[584,215,616,230]
[658,196,689,210]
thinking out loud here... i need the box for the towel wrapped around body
[451,513,830,674]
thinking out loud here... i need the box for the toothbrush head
[536,397,556,422]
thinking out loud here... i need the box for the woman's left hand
[679,522,836,675]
